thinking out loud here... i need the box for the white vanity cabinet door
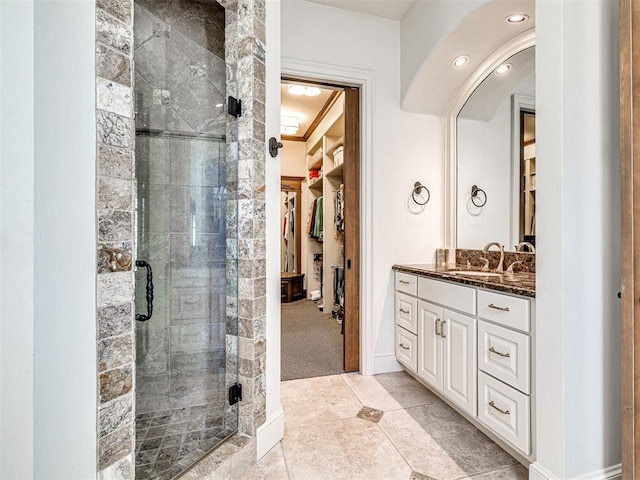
[396,327,418,372]
[478,371,530,455]
[477,290,530,333]
[395,272,417,296]
[396,292,418,335]
[478,320,530,394]
[417,300,443,391]
[442,309,477,417]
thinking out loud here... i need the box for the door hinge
[228,96,242,118]
[229,383,242,405]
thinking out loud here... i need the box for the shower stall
[132,1,238,478]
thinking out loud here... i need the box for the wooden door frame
[620,0,639,476]
[281,60,373,374]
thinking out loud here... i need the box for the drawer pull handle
[399,280,410,284]
[435,318,441,336]
[440,320,447,338]
[399,308,410,314]
[399,343,410,350]
[488,303,510,312]
[489,346,511,358]
[489,401,510,415]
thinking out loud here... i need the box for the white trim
[443,29,535,250]
[510,94,535,248]
[256,408,284,460]
[281,57,375,375]
[373,354,403,374]
[529,462,622,480]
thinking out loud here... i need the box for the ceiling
[281,82,336,138]
[303,0,413,20]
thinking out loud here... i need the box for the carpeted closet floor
[281,299,344,381]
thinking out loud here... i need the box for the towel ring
[471,185,487,208]
[412,182,430,206]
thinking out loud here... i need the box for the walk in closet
[280,79,360,377]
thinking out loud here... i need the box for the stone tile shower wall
[94,0,266,478]
[95,0,137,478]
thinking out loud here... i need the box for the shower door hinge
[228,96,242,118]
[229,383,243,405]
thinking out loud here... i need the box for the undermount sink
[446,270,503,278]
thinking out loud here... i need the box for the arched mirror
[445,31,536,253]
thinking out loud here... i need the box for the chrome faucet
[482,242,505,273]
[515,241,536,253]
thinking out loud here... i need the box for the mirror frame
[444,29,535,254]
[281,176,304,273]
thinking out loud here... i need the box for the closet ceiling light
[452,55,470,68]
[287,85,322,96]
[506,13,529,23]
[495,63,512,75]
[281,115,300,135]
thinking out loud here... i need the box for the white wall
[0,1,35,477]
[281,140,306,177]
[535,0,621,477]
[400,0,489,106]
[282,0,443,374]
[260,0,284,460]
[457,72,535,249]
[33,0,97,477]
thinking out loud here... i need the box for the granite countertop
[392,263,536,298]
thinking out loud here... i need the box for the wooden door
[442,309,477,416]
[417,300,443,390]
[343,87,360,372]
[620,0,640,476]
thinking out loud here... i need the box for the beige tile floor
[242,372,528,480]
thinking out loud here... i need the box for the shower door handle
[136,260,154,322]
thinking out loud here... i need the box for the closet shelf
[309,176,323,190]
[326,136,344,155]
[325,163,344,178]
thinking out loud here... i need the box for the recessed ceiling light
[215,103,224,108]
[495,63,512,75]
[452,55,470,68]
[287,85,322,97]
[506,13,529,23]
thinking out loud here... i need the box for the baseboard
[530,462,622,480]
[256,408,284,460]
[373,354,403,374]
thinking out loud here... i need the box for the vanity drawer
[418,277,476,315]
[478,371,530,455]
[477,290,530,333]
[395,272,417,296]
[396,326,417,372]
[478,320,530,394]
[395,292,418,334]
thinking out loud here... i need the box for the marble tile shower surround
[455,249,536,273]
[242,373,529,480]
[95,0,266,479]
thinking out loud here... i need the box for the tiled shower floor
[135,404,234,480]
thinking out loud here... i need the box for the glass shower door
[133,1,237,478]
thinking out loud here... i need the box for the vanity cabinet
[394,269,535,461]
[416,301,477,416]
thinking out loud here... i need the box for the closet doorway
[279,78,360,380]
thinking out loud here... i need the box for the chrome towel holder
[471,184,487,207]
[412,181,430,206]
